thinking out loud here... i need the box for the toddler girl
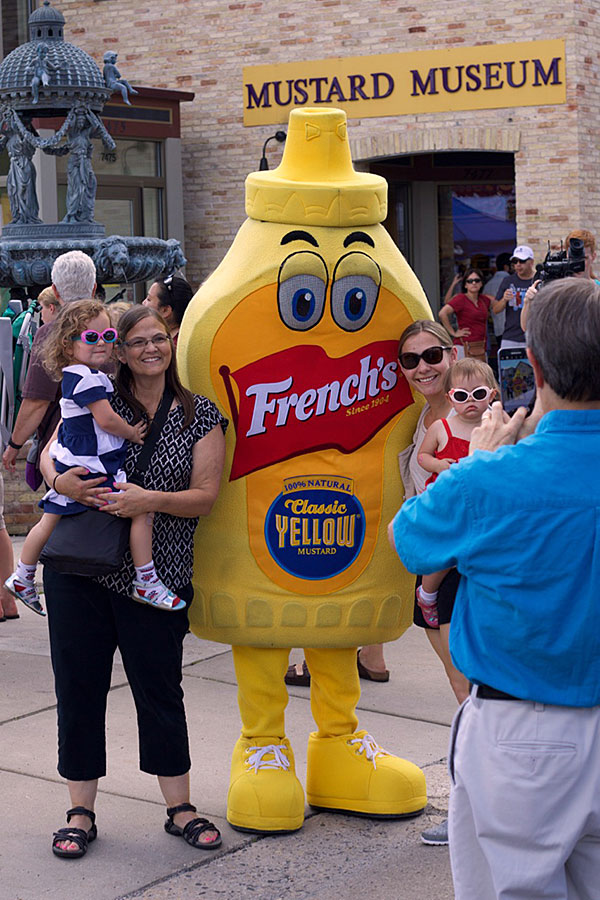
[5,300,185,615]
[415,358,498,626]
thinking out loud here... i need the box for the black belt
[475,683,521,701]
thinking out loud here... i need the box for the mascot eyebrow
[281,230,319,247]
[344,231,375,249]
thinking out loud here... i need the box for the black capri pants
[413,568,461,629]
[44,567,192,782]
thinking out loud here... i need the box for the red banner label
[221,340,413,480]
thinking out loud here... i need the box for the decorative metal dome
[0,0,109,113]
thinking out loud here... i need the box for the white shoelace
[348,733,389,769]
[245,744,291,773]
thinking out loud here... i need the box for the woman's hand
[455,327,471,339]
[469,402,528,454]
[99,482,155,518]
[54,467,107,506]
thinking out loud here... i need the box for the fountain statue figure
[0,111,67,225]
[62,105,116,223]
[103,52,138,106]
[27,43,58,104]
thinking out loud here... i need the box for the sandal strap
[52,827,88,851]
[166,802,197,819]
[183,817,221,846]
[66,806,96,826]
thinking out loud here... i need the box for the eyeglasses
[398,346,453,369]
[465,278,482,284]
[72,328,118,345]
[121,334,171,349]
[448,386,493,403]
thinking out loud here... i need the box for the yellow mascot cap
[245,107,387,227]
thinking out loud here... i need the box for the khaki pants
[449,687,600,900]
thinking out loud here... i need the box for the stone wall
[56,0,600,282]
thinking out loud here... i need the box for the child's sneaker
[4,573,46,617]
[132,581,186,612]
[416,585,439,628]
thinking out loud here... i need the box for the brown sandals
[284,660,311,686]
[284,650,390,687]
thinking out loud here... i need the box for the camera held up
[536,238,586,284]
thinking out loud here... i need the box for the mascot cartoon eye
[278,252,328,331]
[331,274,379,331]
[330,252,381,332]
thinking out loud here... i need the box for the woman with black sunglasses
[438,267,492,362]
[363,324,469,669]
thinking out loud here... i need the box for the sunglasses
[448,386,493,403]
[398,345,453,369]
[465,278,482,284]
[72,328,118,345]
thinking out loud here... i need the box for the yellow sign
[243,40,566,126]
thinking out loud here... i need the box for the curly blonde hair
[43,299,111,381]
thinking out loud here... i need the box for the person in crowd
[484,251,512,343]
[107,299,133,327]
[38,285,60,326]
[438,267,492,361]
[41,304,227,859]
[390,278,600,897]
[415,359,498,627]
[491,244,535,349]
[520,227,600,333]
[143,275,193,346]
[2,251,97,479]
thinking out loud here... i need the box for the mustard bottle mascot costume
[178,107,432,834]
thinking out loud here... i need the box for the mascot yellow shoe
[228,736,305,833]
[178,107,433,834]
[306,731,427,817]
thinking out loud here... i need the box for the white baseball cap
[511,245,534,261]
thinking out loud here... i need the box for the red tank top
[425,419,471,486]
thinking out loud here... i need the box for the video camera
[536,238,586,283]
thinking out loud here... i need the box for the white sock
[15,560,36,583]
[418,586,438,605]
[134,561,159,585]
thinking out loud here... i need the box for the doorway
[371,152,516,313]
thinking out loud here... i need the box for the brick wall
[55,0,600,280]
[3,449,44,535]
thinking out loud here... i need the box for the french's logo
[220,340,413,480]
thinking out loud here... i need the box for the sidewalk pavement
[0,536,456,900]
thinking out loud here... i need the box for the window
[1,0,36,58]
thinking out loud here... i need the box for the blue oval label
[264,475,365,580]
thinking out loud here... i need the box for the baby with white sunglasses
[5,300,185,616]
[414,358,499,627]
